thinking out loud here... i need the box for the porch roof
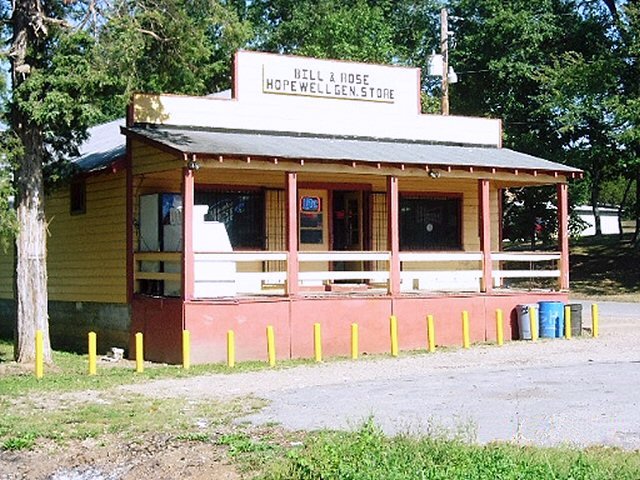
[124,125,582,176]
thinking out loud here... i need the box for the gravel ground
[123,301,640,448]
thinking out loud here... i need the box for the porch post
[557,182,570,290]
[387,176,401,295]
[125,138,134,303]
[479,179,492,293]
[286,171,299,296]
[182,165,195,301]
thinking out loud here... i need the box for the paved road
[127,300,640,448]
[240,301,640,448]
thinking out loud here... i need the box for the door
[298,189,329,284]
[332,191,364,273]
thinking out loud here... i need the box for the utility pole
[440,7,449,115]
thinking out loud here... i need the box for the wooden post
[440,8,450,115]
[35,330,44,379]
[479,179,492,293]
[496,309,504,346]
[182,330,191,370]
[88,332,97,375]
[125,138,134,302]
[427,315,436,353]
[227,330,235,368]
[530,307,538,342]
[462,311,470,349]
[351,323,359,360]
[387,176,401,295]
[390,315,399,357]
[135,332,144,373]
[314,323,322,362]
[182,164,195,300]
[557,183,570,290]
[285,172,299,296]
[267,326,276,366]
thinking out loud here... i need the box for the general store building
[0,51,581,363]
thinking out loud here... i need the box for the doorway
[332,190,364,273]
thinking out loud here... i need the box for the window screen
[400,196,461,250]
[194,189,265,249]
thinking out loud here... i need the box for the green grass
[0,339,316,397]
[0,387,266,451]
[261,421,640,480]
[502,233,640,300]
[569,233,640,300]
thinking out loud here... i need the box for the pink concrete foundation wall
[393,292,569,348]
[130,296,183,364]
[132,292,569,364]
[289,296,393,358]
[185,298,291,364]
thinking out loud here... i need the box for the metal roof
[124,125,581,175]
[73,119,125,172]
[70,94,229,173]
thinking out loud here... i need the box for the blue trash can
[538,301,564,338]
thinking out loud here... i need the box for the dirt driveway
[124,301,640,449]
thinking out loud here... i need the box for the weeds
[261,420,640,480]
[2,432,36,451]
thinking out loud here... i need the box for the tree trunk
[10,0,52,363]
[14,128,51,363]
[634,171,640,247]
[590,182,602,237]
[618,177,633,240]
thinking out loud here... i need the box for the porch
[128,165,572,364]
[130,167,571,300]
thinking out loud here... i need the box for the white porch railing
[399,252,483,292]
[298,251,390,284]
[491,252,561,285]
[134,249,562,297]
[194,251,288,296]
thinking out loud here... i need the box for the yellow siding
[129,154,504,278]
[47,172,127,303]
[131,140,183,176]
[0,244,15,299]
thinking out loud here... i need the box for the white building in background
[574,205,621,236]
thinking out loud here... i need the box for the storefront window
[195,189,265,249]
[400,195,461,250]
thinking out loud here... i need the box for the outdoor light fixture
[428,169,441,179]
[187,158,200,171]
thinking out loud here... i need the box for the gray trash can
[568,303,583,336]
[516,304,538,340]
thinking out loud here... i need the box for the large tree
[447,0,628,242]
[615,1,640,245]
[4,1,113,362]
[249,0,399,63]
[2,0,252,363]
[94,0,252,109]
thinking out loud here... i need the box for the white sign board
[235,50,421,115]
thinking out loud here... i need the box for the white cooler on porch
[192,205,237,297]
